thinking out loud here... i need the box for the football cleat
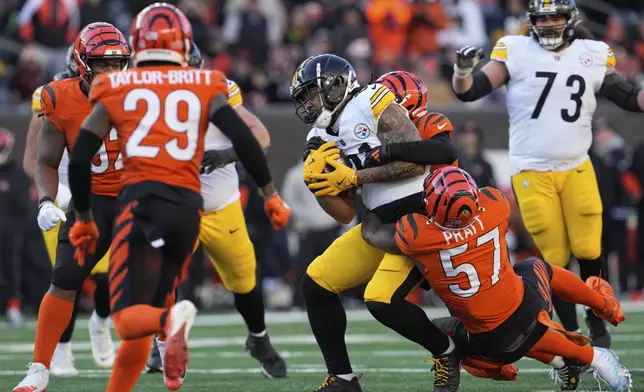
[12,362,49,392]
[246,334,287,378]
[88,313,115,368]
[428,350,461,392]
[592,347,632,392]
[163,300,197,391]
[50,343,79,377]
[146,336,163,373]
[311,375,363,392]
[586,277,625,327]
[551,360,581,391]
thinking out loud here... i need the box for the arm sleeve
[386,133,458,165]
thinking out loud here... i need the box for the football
[323,151,350,173]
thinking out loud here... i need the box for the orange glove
[69,220,99,266]
[264,193,291,230]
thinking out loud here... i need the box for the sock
[552,295,580,332]
[90,310,108,326]
[112,305,167,341]
[443,336,455,355]
[7,298,21,310]
[578,257,604,282]
[34,293,75,368]
[93,274,111,318]
[550,265,605,310]
[234,285,267,335]
[337,373,354,381]
[250,330,267,338]
[366,300,450,356]
[551,356,565,369]
[302,275,353,375]
[530,328,594,365]
[590,347,603,370]
[106,336,152,392]
[59,291,81,343]
[525,350,557,365]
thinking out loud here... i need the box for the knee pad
[223,271,256,294]
[571,240,601,261]
[541,249,570,268]
[302,273,337,306]
[52,264,86,291]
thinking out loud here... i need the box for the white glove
[37,201,67,231]
[55,183,72,211]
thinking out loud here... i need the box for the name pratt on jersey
[443,215,485,245]
[108,69,214,89]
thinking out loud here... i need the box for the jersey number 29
[438,226,502,298]
[531,72,586,123]
[124,88,201,161]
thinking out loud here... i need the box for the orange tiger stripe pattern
[423,167,480,229]
[376,71,428,119]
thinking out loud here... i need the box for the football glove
[307,155,358,196]
[264,193,291,230]
[37,201,67,231]
[302,136,326,162]
[363,145,391,168]
[201,149,236,174]
[454,46,485,78]
[69,219,99,266]
[302,142,340,184]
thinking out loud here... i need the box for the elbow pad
[454,72,493,102]
[599,73,643,112]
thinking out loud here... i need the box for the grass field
[1,304,643,392]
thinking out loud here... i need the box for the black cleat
[428,350,461,392]
[245,334,287,378]
[586,311,611,348]
[311,375,363,392]
[552,360,582,391]
[145,336,163,373]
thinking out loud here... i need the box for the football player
[146,42,288,379]
[452,0,644,348]
[13,23,130,392]
[292,56,462,392]
[366,166,631,392]
[65,4,289,391]
[23,45,114,377]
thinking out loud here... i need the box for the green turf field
[1,304,642,391]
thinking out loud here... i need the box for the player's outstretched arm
[355,103,426,184]
[361,209,402,254]
[68,103,112,220]
[365,133,457,167]
[35,117,65,202]
[452,46,508,102]
[599,68,644,112]
[24,113,42,180]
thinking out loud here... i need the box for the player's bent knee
[365,300,389,320]
[571,241,601,261]
[363,282,393,304]
[51,264,86,291]
[518,197,548,234]
[224,274,256,294]
[305,256,338,293]
[302,273,337,305]
[541,249,569,268]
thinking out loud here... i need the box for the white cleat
[88,312,115,368]
[163,300,197,391]
[12,362,49,392]
[157,337,188,386]
[50,343,79,377]
[592,347,632,392]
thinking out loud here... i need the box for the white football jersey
[306,84,426,210]
[200,79,244,212]
[491,36,615,174]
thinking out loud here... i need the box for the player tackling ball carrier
[452,0,644,350]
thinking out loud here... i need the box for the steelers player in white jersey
[451,0,644,358]
[292,54,462,392]
[25,47,115,376]
[146,43,287,379]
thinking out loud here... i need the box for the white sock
[550,356,565,369]
[590,347,602,370]
[337,373,354,381]
[90,310,108,326]
[156,337,166,366]
[56,341,71,352]
[250,330,267,338]
[442,336,456,355]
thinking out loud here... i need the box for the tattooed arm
[35,117,66,201]
[355,103,425,185]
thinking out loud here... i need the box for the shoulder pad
[32,86,44,113]
[40,83,58,115]
[579,39,615,68]
[226,78,243,108]
[360,83,396,121]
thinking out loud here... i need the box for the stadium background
[1,0,644,390]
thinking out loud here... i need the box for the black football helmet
[54,45,79,80]
[528,0,579,50]
[187,41,204,68]
[290,54,360,128]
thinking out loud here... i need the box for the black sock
[302,274,352,375]
[93,273,111,318]
[366,301,449,356]
[578,256,605,282]
[234,284,267,335]
[552,294,580,331]
[59,291,81,343]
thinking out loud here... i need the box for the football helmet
[376,71,428,119]
[130,3,193,67]
[527,0,579,50]
[187,41,204,68]
[290,54,360,128]
[423,167,480,229]
[73,22,129,85]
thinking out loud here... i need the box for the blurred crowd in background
[2,0,644,109]
[2,0,644,327]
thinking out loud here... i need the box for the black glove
[302,136,326,162]
[455,46,484,77]
[201,148,238,174]
[363,145,391,168]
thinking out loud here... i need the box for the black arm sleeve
[68,129,103,213]
[209,105,272,188]
[598,73,644,112]
[453,71,494,102]
[386,133,458,165]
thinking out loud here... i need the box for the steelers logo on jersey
[579,53,593,67]
[354,123,370,139]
